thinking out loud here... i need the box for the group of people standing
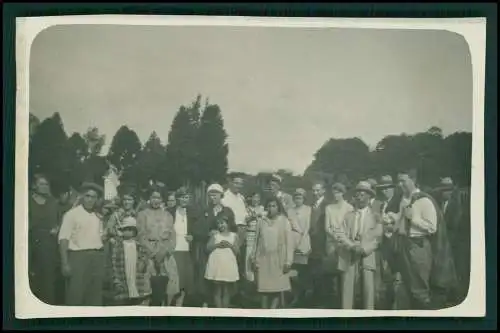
[28,170,468,310]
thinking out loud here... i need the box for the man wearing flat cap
[58,182,106,306]
[391,170,458,309]
[335,181,383,309]
[324,182,353,307]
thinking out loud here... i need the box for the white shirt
[353,206,369,239]
[58,205,104,251]
[397,189,438,238]
[222,190,247,226]
[443,200,449,214]
[174,208,190,251]
[314,196,325,209]
[123,239,139,298]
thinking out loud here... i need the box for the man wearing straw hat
[58,182,106,306]
[335,181,383,309]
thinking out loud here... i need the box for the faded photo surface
[15,16,486,318]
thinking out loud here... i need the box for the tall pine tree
[134,131,165,188]
[29,112,69,191]
[197,104,228,184]
[163,95,202,189]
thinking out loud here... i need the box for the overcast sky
[29,25,472,175]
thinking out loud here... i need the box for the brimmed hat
[176,186,190,198]
[207,183,224,194]
[102,199,119,210]
[435,177,455,192]
[376,175,395,189]
[366,178,378,188]
[354,181,376,197]
[270,174,282,183]
[331,182,347,194]
[119,216,137,230]
[80,182,104,196]
[293,188,307,197]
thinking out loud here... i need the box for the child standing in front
[205,213,240,308]
[110,216,151,305]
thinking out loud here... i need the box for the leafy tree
[107,125,142,176]
[442,131,472,186]
[197,104,229,184]
[305,137,371,182]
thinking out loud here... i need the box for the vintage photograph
[17,16,484,316]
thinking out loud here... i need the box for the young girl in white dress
[205,213,240,308]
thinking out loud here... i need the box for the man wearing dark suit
[435,177,467,305]
[307,181,330,308]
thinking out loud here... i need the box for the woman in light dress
[205,212,240,308]
[136,186,180,306]
[251,197,294,309]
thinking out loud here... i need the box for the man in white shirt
[221,173,248,306]
[393,170,438,309]
[58,182,105,306]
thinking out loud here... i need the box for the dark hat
[176,186,190,198]
[80,182,104,195]
[354,181,376,197]
[375,175,395,189]
[366,178,378,188]
[331,182,347,194]
[435,177,455,192]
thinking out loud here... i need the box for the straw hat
[354,181,376,197]
[80,182,104,195]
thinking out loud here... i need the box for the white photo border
[15,15,486,319]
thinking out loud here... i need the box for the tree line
[29,94,472,199]
[29,95,229,196]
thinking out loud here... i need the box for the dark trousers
[398,236,433,310]
[29,234,59,305]
[307,257,331,308]
[65,249,105,306]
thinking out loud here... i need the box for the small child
[110,216,151,305]
[204,213,240,308]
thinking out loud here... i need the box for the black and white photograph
[15,15,486,318]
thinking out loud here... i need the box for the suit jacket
[438,190,463,237]
[309,197,329,259]
[336,207,383,272]
[166,206,199,253]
